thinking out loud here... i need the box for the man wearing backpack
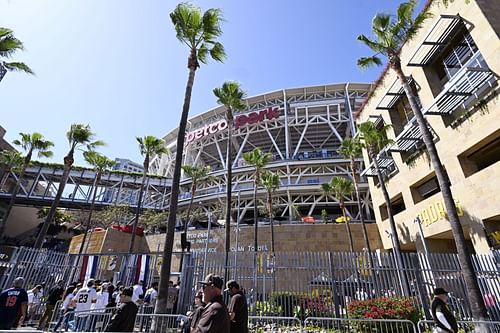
[144,282,158,308]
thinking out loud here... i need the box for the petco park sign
[186,107,280,144]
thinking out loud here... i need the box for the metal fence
[417,319,500,333]
[304,317,417,333]
[2,246,500,324]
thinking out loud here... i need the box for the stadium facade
[151,83,375,227]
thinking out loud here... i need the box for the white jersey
[144,288,158,306]
[62,292,75,310]
[91,291,109,311]
[73,287,97,313]
[132,284,143,303]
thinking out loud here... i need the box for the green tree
[358,1,486,319]
[213,80,246,280]
[0,133,54,238]
[243,148,271,252]
[129,136,168,253]
[34,124,103,248]
[321,176,355,253]
[140,209,168,234]
[0,27,34,82]
[260,171,280,254]
[77,151,116,255]
[181,165,213,233]
[158,3,226,315]
[339,137,371,252]
[0,150,23,191]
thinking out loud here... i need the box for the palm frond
[209,42,226,63]
[0,27,14,39]
[357,34,386,54]
[3,62,34,75]
[197,43,208,64]
[357,56,383,70]
[0,35,24,58]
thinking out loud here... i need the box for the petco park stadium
[151,83,375,228]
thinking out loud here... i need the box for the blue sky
[1,0,421,165]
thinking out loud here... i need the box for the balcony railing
[361,151,397,179]
[424,52,496,115]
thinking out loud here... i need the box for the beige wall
[357,0,500,254]
[68,228,149,254]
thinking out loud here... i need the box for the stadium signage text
[186,107,280,144]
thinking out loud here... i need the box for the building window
[410,173,440,204]
[458,130,500,177]
[379,193,406,220]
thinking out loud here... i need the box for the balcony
[361,151,397,179]
[388,117,436,154]
[423,52,496,115]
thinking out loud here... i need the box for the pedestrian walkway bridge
[0,164,171,210]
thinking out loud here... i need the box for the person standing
[144,282,158,308]
[73,279,98,331]
[431,287,458,333]
[0,277,29,330]
[225,280,249,333]
[26,285,43,325]
[104,287,138,332]
[38,279,65,330]
[53,285,77,332]
[132,280,144,305]
[191,274,230,333]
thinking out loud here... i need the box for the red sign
[186,107,280,144]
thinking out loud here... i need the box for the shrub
[348,297,420,332]
[269,291,300,317]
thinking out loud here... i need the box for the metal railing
[134,314,181,332]
[304,317,417,333]
[56,308,115,332]
[417,319,500,333]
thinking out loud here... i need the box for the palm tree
[358,0,486,320]
[77,151,116,255]
[0,150,23,192]
[339,138,371,253]
[243,148,271,252]
[34,124,103,249]
[260,171,280,254]
[213,80,246,280]
[0,133,54,238]
[129,136,168,253]
[0,27,34,82]
[157,3,226,315]
[181,165,213,233]
[322,176,355,253]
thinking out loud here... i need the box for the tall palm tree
[181,165,213,233]
[0,27,34,82]
[157,3,226,315]
[213,80,246,280]
[322,176,355,253]
[243,148,270,252]
[34,124,103,249]
[0,133,54,238]
[339,138,371,252]
[129,136,168,253]
[77,151,116,255]
[358,0,486,320]
[261,171,280,254]
[0,150,23,192]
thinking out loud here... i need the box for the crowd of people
[0,276,173,332]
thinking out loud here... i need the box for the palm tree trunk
[351,158,371,252]
[0,166,8,191]
[268,191,275,253]
[78,173,101,255]
[394,65,488,320]
[224,120,233,282]
[156,66,197,315]
[34,154,73,249]
[253,177,259,252]
[178,186,195,273]
[0,152,31,238]
[371,149,410,296]
[128,172,146,254]
[341,202,355,253]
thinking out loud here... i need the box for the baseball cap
[433,287,448,295]
[224,280,239,292]
[198,274,224,290]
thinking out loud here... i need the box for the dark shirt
[431,297,458,333]
[0,287,28,329]
[191,295,230,333]
[105,301,138,332]
[229,291,248,333]
[48,286,64,305]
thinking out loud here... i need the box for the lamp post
[202,210,212,279]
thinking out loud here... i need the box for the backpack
[144,291,152,304]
